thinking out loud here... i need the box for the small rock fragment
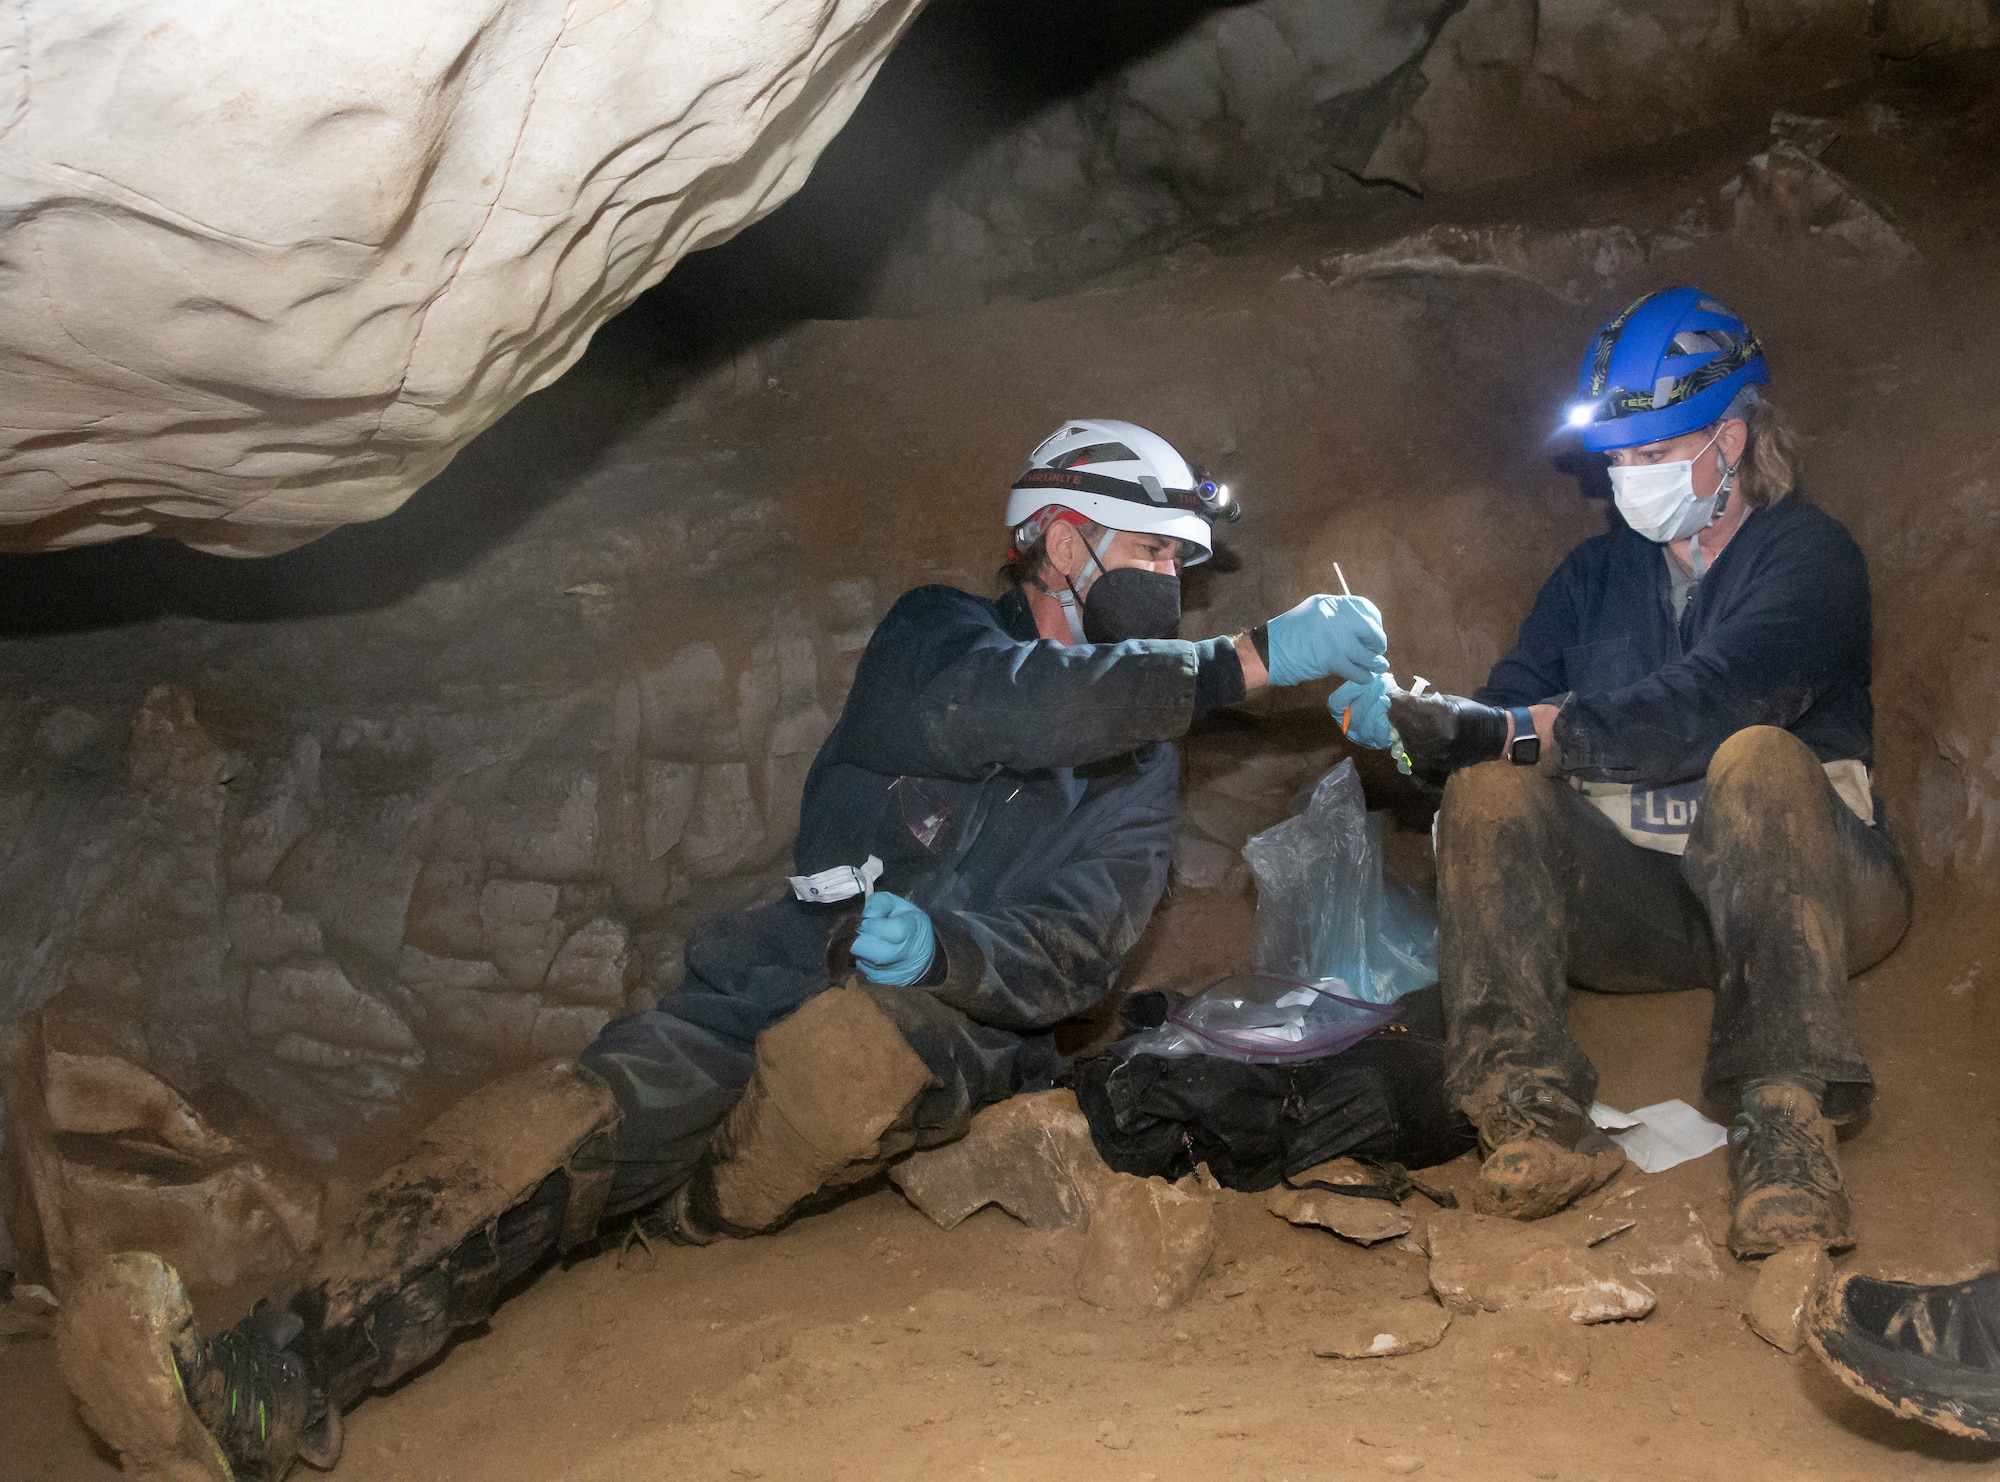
[1268,1185,1411,1245]
[1074,1174,1216,1314]
[0,1283,59,1337]
[1314,1297,1452,1359]
[1427,1209,1655,1324]
[1744,1245,1832,1353]
[1581,1214,1636,1247]
[891,1090,1103,1230]
[1624,1208,1723,1281]
[1293,1157,1373,1187]
[1381,1457,1426,1476]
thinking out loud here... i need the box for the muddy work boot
[1727,1080,1851,1257]
[655,984,938,1244]
[1473,1082,1625,1221]
[57,1060,618,1480]
[57,1252,336,1482]
[1808,1269,2000,1441]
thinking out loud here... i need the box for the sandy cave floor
[7,50,2000,1482]
[7,872,2000,1482]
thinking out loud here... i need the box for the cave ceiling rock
[873,0,1465,309]
[0,0,924,555]
[876,0,1973,311]
[1873,0,2000,59]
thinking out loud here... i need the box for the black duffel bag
[1068,985,1475,1192]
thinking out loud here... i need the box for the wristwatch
[1506,707,1540,767]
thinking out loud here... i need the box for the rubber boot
[659,984,937,1243]
[57,1060,618,1480]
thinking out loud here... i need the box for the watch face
[1511,734,1540,766]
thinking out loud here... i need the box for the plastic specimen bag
[1240,759,1436,1004]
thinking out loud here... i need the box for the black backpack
[1068,985,1475,1191]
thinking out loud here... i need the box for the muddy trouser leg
[683,979,1062,1237]
[1439,760,1717,1118]
[283,1062,619,1421]
[582,903,1065,1223]
[580,901,843,1219]
[853,982,1067,1158]
[1682,727,1910,1123]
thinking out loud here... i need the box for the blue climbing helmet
[1565,287,1769,452]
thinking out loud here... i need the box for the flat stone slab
[1426,1209,1655,1324]
[1314,1297,1453,1359]
[1268,1185,1411,1245]
[1744,1245,1832,1352]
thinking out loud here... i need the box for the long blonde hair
[1735,397,1801,509]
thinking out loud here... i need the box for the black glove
[1386,689,1509,780]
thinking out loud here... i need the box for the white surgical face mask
[1607,425,1733,547]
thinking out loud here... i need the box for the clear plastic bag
[1239,758,1437,1004]
[1114,972,1400,1064]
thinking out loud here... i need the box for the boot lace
[1478,1083,1591,1158]
[179,1310,326,1477]
[1728,1100,1842,1200]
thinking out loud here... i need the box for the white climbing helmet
[1005,419,1237,566]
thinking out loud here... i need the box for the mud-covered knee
[755,985,937,1135]
[1703,727,1825,823]
[1438,760,1554,850]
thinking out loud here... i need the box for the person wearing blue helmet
[1339,287,1910,1253]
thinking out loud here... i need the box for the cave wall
[0,8,1996,1285]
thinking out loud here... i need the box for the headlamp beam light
[1565,401,1597,428]
[1196,479,1241,523]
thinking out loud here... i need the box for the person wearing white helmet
[56,418,1390,1482]
[1338,288,1910,1255]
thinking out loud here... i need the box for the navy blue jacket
[792,584,1245,1029]
[1475,497,1873,785]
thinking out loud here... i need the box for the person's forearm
[1503,703,1560,755]
[1233,631,1268,690]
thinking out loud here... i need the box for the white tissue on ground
[1589,1098,1730,1174]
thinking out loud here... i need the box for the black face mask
[1080,566,1182,643]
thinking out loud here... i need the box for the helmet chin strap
[1689,446,1740,578]
[1040,529,1120,644]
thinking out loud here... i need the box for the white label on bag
[788,854,884,904]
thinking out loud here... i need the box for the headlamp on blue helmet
[1568,286,1769,453]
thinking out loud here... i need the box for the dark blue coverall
[583,583,1249,1215]
[1441,496,1911,1121]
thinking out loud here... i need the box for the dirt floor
[6,47,2000,1482]
[7,873,2000,1482]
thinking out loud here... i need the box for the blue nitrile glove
[1264,594,1390,687]
[851,891,937,986]
[1330,675,1397,750]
